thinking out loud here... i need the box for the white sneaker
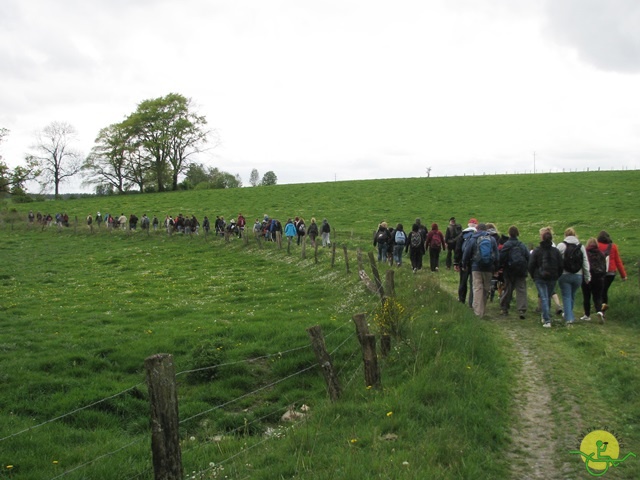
[542,322,551,328]
[597,311,605,324]
[580,315,591,321]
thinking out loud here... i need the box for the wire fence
[0,214,392,479]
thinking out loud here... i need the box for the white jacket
[557,236,591,283]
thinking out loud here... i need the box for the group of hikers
[30,208,627,327]
[373,217,627,327]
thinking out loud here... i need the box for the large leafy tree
[122,93,210,191]
[82,124,132,194]
[260,171,278,186]
[27,121,82,197]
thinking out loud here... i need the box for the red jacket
[598,241,626,278]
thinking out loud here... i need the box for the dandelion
[350,438,358,444]
[386,411,393,417]
[52,460,59,464]
[366,385,373,390]
[7,465,14,469]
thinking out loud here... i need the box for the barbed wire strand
[189,419,300,480]
[49,436,146,480]
[0,383,145,443]
[180,363,317,426]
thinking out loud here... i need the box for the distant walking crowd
[372,216,627,327]
[28,208,627,327]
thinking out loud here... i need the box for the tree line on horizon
[0,93,277,199]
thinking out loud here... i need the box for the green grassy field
[1,170,639,479]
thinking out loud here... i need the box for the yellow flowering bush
[372,297,407,338]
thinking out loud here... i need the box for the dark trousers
[458,269,473,306]
[410,248,423,270]
[429,247,441,271]
[583,273,605,315]
[445,244,455,268]
[602,274,616,305]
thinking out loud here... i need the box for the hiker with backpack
[393,223,406,267]
[307,218,319,248]
[445,217,462,270]
[454,218,478,306]
[405,223,425,272]
[373,222,390,262]
[529,227,565,328]
[557,228,591,325]
[426,223,446,272]
[581,237,607,323]
[296,217,306,245]
[462,223,499,317]
[596,231,627,316]
[498,226,530,319]
[321,219,331,247]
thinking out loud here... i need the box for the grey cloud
[544,0,640,73]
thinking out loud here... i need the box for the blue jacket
[462,231,499,272]
[284,222,297,237]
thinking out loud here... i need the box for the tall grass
[1,170,638,479]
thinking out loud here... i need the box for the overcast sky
[1,0,639,192]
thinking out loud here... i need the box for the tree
[249,168,260,187]
[260,171,278,186]
[0,128,40,194]
[183,163,242,189]
[82,124,132,194]
[28,121,82,197]
[122,93,211,192]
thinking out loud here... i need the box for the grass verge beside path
[436,267,640,479]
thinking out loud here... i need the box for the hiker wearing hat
[453,218,479,306]
[444,217,462,269]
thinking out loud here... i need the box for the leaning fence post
[368,252,384,301]
[306,325,341,401]
[144,353,183,480]
[362,334,381,389]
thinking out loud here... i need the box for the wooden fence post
[368,252,384,300]
[362,334,381,389]
[380,335,391,357]
[357,248,364,273]
[314,243,319,264]
[343,245,350,274]
[352,313,369,346]
[306,326,341,401]
[144,353,182,480]
[301,236,307,259]
[385,270,395,297]
[331,243,336,268]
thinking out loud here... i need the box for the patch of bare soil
[496,318,584,479]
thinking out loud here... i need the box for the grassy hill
[1,171,639,479]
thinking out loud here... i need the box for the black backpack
[562,242,584,273]
[376,229,389,243]
[587,247,607,275]
[507,243,528,277]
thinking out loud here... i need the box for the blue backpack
[474,235,495,268]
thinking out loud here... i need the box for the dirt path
[436,277,583,478]
[501,322,561,479]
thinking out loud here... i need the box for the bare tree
[249,168,260,187]
[426,166,432,178]
[28,121,82,197]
